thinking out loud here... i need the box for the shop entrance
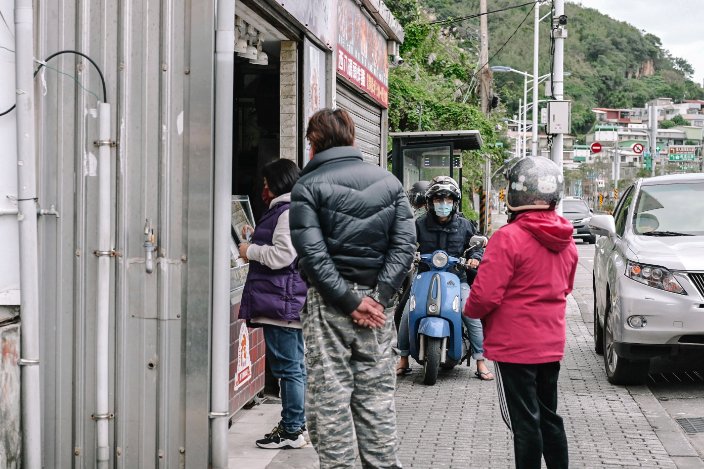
[233,40,281,221]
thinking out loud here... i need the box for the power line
[460,1,538,104]
[0,9,13,39]
[474,2,537,78]
[429,1,537,26]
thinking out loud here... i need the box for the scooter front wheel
[423,337,442,385]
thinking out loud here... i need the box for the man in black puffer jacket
[290,108,415,469]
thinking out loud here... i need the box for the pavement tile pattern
[394,296,677,468]
[231,211,700,468]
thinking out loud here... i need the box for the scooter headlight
[432,252,449,268]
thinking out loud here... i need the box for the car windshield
[562,199,590,217]
[633,181,704,236]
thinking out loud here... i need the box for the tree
[386,4,506,205]
[673,57,695,78]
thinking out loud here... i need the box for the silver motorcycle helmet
[425,176,461,217]
[504,156,564,212]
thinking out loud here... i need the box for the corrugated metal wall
[35,1,215,467]
[0,0,21,463]
[336,82,383,165]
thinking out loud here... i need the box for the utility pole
[479,0,491,114]
[649,103,658,177]
[550,0,566,214]
[531,1,541,157]
[478,0,492,233]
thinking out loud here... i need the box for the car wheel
[588,235,596,244]
[593,278,603,355]
[603,296,649,385]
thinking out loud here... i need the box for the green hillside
[388,0,704,137]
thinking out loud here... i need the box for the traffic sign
[632,143,644,154]
[590,142,602,154]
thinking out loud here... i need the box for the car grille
[689,273,704,297]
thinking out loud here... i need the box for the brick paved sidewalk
[394,294,680,468]
[231,292,694,468]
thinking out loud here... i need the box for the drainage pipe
[95,102,112,468]
[14,0,42,467]
[210,0,235,467]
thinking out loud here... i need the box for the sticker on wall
[234,323,252,390]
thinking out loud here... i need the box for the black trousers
[495,361,569,469]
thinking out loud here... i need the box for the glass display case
[230,195,256,304]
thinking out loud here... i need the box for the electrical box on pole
[546,100,571,134]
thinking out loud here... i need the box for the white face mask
[433,202,453,217]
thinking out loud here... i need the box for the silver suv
[589,174,704,384]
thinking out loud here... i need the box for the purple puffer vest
[238,201,307,322]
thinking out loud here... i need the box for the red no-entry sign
[590,142,602,154]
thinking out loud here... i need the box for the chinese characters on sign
[668,145,697,162]
[336,0,389,108]
[337,47,388,107]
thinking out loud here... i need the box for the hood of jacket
[302,146,363,175]
[513,210,574,253]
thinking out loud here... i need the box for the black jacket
[416,212,484,282]
[290,146,416,314]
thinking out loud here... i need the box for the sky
[570,0,704,85]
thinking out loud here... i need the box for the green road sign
[668,153,697,162]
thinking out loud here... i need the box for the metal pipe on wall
[14,0,42,467]
[95,102,112,468]
[211,0,235,466]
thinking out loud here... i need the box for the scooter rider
[396,176,494,380]
[394,180,431,330]
[408,180,430,218]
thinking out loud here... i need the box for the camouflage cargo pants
[302,285,402,469]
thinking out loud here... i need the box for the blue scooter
[407,235,487,385]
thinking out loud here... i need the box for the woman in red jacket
[464,157,578,469]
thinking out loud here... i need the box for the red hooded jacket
[464,210,578,364]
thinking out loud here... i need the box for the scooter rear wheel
[423,337,442,385]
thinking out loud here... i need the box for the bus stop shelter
[390,130,484,194]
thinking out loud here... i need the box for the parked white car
[589,173,704,385]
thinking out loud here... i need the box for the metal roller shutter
[336,82,382,165]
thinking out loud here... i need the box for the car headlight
[625,260,686,295]
[432,252,449,268]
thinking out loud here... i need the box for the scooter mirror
[469,235,488,248]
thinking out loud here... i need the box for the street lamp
[491,66,536,158]
[502,118,525,158]
[492,66,571,158]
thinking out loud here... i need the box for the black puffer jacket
[416,212,484,283]
[290,146,416,314]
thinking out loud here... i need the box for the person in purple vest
[238,158,309,450]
